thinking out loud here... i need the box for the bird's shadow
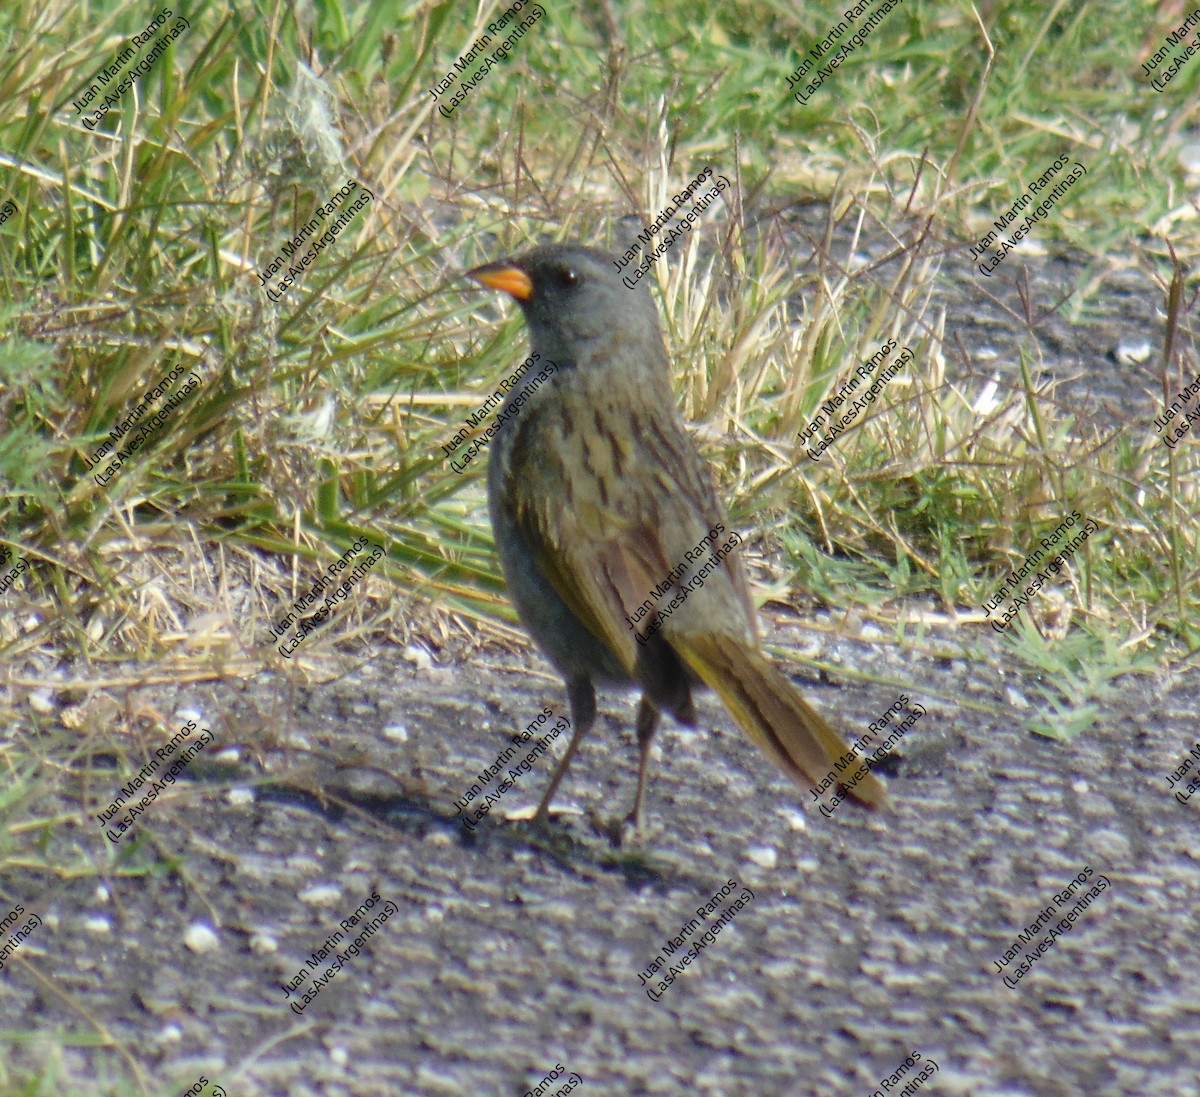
[250,770,711,892]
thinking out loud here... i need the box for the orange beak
[467,261,534,301]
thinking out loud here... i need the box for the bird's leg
[533,676,595,823]
[626,696,662,831]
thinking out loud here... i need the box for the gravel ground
[769,203,1171,429]
[3,604,1198,1096]
[1,231,1194,1096]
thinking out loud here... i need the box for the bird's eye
[556,267,579,289]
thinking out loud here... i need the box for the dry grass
[0,0,1198,1085]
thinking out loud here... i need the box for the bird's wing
[506,387,750,675]
[504,380,888,812]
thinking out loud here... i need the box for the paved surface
[769,203,1169,431]
[0,196,1192,1097]
[3,607,1198,1096]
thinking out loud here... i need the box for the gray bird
[467,243,889,828]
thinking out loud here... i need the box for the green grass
[0,0,1198,1088]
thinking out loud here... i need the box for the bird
[466,242,890,829]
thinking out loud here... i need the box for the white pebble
[384,724,409,742]
[94,884,110,903]
[184,924,220,953]
[403,644,434,671]
[1114,340,1152,365]
[746,845,778,870]
[84,917,112,934]
[226,787,255,806]
[250,933,278,954]
[28,691,55,715]
[777,809,807,832]
[1005,686,1030,710]
[1178,142,1200,175]
[330,1046,349,1067]
[299,884,342,906]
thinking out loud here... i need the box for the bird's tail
[672,632,891,810]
